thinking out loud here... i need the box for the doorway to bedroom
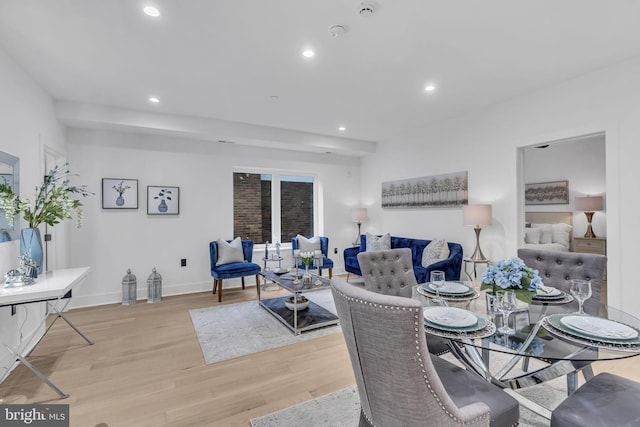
[520,132,607,303]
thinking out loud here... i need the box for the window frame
[233,168,320,247]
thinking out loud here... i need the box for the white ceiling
[2,1,640,155]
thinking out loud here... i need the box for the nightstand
[573,236,607,283]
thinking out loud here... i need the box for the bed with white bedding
[523,212,573,252]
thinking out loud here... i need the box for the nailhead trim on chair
[333,288,491,426]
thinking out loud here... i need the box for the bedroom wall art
[381,171,468,208]
[524,180,569,205]
[102,178,138,209]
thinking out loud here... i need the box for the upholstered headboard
[525,211,572,227]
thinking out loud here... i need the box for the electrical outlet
[181,258,187,267]
[334,247,338,254]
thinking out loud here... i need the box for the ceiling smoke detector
[358,1,376,17]
[328,24,346,38]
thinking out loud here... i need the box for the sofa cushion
[296,235,321,253]
[216,237,244,265]
[366,233,391,251]
[421,238,448,267]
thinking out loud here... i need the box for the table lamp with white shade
[463,204,492,262]
[351,208,368,246]
[575,195,603,238]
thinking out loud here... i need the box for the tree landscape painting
[381,171,468,208]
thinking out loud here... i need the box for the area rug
[189,289,340,365]
[249,353,570,427]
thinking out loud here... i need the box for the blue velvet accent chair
[209,239,261,303]
[291,236,334,278]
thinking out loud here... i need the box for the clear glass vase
[302,264,312,285]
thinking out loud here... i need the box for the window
[233,172,315,245]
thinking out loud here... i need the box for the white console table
[0,267,92,398]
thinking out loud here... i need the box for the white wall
[360,55,640,314]
[0,46,67,381]
[67,128,361,307]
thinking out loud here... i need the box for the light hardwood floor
[1,284,638,427]
[0,286,354,426]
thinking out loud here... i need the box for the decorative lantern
[122,268,137,305]
[147,267,162,303]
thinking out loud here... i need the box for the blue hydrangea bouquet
[481,257,542,303]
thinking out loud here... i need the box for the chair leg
[241,276,246,290]
[255,275,260,296]
[217,280,223,303]
[346,272,350,282]
[329,268,333,279]
[212,279,217,294]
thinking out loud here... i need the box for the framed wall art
[102,178,138,209]
[147,186,180,215]
[524,180,569,205]
[381,171,468,208]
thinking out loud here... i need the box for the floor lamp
[463,204,492,261]
[575,195,603,238]
[351,208,368,246]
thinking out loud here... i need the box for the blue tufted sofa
[343,235,463,283]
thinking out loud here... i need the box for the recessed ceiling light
[269,95,280,101]
[302,49,315,58]
[424,84,436,92]
[339,126,346,131]
[143,6,160,17]
[149,97,160,103]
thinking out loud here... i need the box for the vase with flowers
[300,251,314,285]
[481,257,542,305]
[0,163,92,274]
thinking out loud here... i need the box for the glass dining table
[413,281,640,418]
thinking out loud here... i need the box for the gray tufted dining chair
[331,276,520,427]
[551,372,640,426]
[517,248,607,394]
[357,248,451,356]
[517,248,607,316]
[357,248,416,298]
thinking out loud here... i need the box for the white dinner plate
[536,286,562,297]
[423,306,477,328]
[428,281,471,294]
[561,316,639,340]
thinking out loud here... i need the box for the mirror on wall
[0,151,20,242]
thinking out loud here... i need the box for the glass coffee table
[258,270,339,334]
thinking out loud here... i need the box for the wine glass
[570,279,592,315]
[496,290,516,335]
[430,270,446,304]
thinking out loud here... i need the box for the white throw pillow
[296,235,321,253]
[366,233,391,251]
[551,223,572,248]
[531,223,553,244]
[422,238,448,267]
[440,240,450,260]
[524,228,542,244]
[216,237,245,266]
